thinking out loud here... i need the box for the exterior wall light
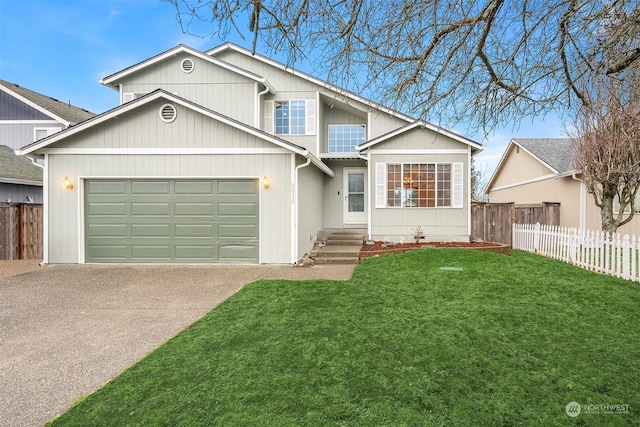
[263,176,270,189]
[63,176,74,190]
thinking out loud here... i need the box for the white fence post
[533,222,540,253]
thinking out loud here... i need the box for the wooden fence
[471,202,560,246]
[0,203,43,260]
[513,223,640,282]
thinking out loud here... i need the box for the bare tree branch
[164,0,640,132]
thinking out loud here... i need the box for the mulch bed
[361,240,502,251]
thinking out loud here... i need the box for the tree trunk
[600,195,619,235]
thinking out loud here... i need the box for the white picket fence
[513,223,640,282]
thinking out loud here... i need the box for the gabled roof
[208,43,482,152]
[18,90,334,177]
[0,145,42,186]
[208,43,414,122]
[100,44,276,95]
[357,120,483,153]
[0,79,95,125]
[485,137,574,193]
[513,138,574,174]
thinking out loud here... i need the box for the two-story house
[18,43,482,264]
[0,79,94,203]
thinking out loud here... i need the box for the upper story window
[34,127,62,141]
[264,99,316,135]
[328,124,366,153]
[276,100,305,135]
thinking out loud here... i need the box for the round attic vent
[181,58,194,74]
[159,104,177,123]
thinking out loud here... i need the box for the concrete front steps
[314,229,365,265]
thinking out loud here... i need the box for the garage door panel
[175,202,213,216]
[88,202,127,216]
[87,224,128,237]
[131,224,171,238]
[218,202,258,217]
[218,242,258,261]
[218,181,258,194]
[175,246,216,260]
[131,181,170,194]
[87,181,127,194]
[175,224,214,237]
[86,179,259,263]
[175,181,214,194]
[131,202,171,216]
[88,245,129,261]
[219,223,258,238]
[131,245,172,259]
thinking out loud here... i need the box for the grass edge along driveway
[49,249,639,426]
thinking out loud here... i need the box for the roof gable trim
[0,84,69,126]
[18,90,334,177]
[100,45,276,94]
[357,121,483,151]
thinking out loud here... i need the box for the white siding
[47,153,293,264]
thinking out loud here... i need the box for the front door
[344,168,367,225]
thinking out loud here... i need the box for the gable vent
[159,104,177,123]
[181,58,194,74]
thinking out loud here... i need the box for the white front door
[344,168,367,225]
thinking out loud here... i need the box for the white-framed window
[328,124,366,153]
[376,162,464,208]
[264,99,315,135]
[614,191,640,214]
[122,93,147,103]
[34,127,62,141]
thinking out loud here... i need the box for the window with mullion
[386,163,452,208]
[275,100,306,135]
[328,124,366,152]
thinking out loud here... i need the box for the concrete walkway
[0,262,355,426]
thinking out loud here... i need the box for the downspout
[256,84,270,128]
[292,157,312,263]
[572,174,586,230]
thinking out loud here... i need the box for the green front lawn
[49,250,639,426]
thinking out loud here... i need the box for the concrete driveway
[0,262,354,426]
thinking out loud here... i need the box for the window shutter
[452,163,464,208]
[305,100,316,135]
[122,93,135,103]
[376,163,386,208]
[264,100,274,134]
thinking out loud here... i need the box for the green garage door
[85,179,259,263]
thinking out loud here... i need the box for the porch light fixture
[263,176,270,189]
[63,176,74,190]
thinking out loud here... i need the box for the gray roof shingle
[0,145,42,185]
[0,79,95,124]
[513,138,575,174]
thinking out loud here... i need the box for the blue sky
[0,0,567,183]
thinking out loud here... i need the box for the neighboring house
[18,43,483,265]
[0,79,95,203]
[486,138,640,235]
